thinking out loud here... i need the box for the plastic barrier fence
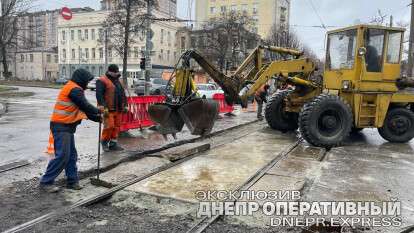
[212,93,234,113]
[120,95,166,132]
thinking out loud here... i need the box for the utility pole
[104,29,108,69]
[144,0,152,95]
[389,15,393,27]
[408,0,414,77]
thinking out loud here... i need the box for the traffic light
[140,58,146,70]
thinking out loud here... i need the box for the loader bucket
[148,99,219,136]
[178,99,219,136]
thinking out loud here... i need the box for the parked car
[196,84,223,99]
[87,77,99,91]
[134,78,170,96]
[55,78,68,85]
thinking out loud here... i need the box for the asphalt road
[0,86,100,166]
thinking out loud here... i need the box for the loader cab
[324,25,404,92]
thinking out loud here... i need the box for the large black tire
[265,91,298,131]
[378,108,414,143]
[299,94,353,148]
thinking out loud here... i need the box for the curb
[77,119,259,180]
[0,102,6,116]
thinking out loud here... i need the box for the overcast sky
[36,0,412,58]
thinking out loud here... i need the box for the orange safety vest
[99,75,116,110]
[50,80,87,124]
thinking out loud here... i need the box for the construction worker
[255,84,270,120]
[40,69,102,193]
[96,64,127,152]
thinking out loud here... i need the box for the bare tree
[264,25,301,50]
[102,0,158,85]
[0,0,33,80]
[194,11,258,71]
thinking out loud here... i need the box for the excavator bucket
[148,98,219,136]
[148,103,185,135]
[178,98,219,135]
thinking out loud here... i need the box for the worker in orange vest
[96,64,127,152]
[255,84,270,120]
[40,69,102,193]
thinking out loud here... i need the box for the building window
[62,66,66,77]
[99,48,103,58]
[62,49,66,59]
[167,50,170,60]
[253,3,259,14]
[167,31,171,45]
[78,30,82,40]
[30,54,33,62]
[85,29,89,40]
[128,47,132,57]
[62,30,66,41]
[91,29,95,40]
[230,5,237,12]
[161,29,164,44]
[20,54,24,62]
[72,49,76,59]
[92,48,96,59]
[210,7,216,14]
[85,48,89,58]
[134,47,139,58]
[71,30,74,40]
[54,55,58,63]
[241,4,248,13]
[47,54,51,63]
[108,48,112,57]
[159,49,163,60]
[220,6,226,13]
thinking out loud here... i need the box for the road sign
[61,7,72,20]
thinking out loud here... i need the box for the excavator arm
[148,45,318,138]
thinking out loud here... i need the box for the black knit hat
[108,64,119,73]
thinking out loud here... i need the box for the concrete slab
[154,142,211,162]
[288,143,325,161]
[304,183,392,202]
[97,157,170,186]
[266,158,321,178]
[248,174,306,194]
[125,133,297,202]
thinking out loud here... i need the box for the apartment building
[15,48,59,81]
[195,0,290,38]
[57,9,183,80]
[100,0,177,17]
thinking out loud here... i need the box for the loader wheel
[265,91,298,131]
[299,94,353,148]
[378,108,414,143]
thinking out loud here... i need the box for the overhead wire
[305,0,327,30]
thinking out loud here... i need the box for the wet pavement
[1,87,414,232]
[126,127,297,202]
[0,86,257,186]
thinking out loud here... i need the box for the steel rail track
[2,122,259,233]
[186,139,304,233]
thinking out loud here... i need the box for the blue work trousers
[40,131,78,185]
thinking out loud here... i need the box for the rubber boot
[101,140,110,152]
[109,140,124,151]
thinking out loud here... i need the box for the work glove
[103,108,109,118]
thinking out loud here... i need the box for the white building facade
[57,10,183,79]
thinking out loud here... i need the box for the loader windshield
[327,29,357,70]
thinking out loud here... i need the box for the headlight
[342,80,351,90]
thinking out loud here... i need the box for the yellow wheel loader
[149,25,414,148]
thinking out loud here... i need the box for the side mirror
[358,47,367,57]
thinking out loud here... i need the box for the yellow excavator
[149,24,414,148]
